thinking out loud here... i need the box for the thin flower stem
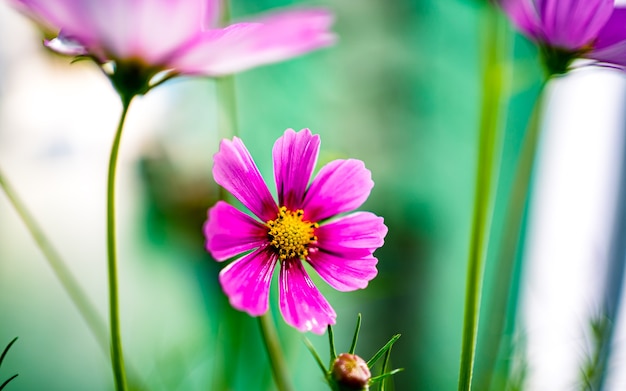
[216,0,238,141]
[475,83,546,391]
[107,97,133,391]
[216,0,239,202]
[216,74,238,140]
[215,2,284,388]
[457,5,506,391]
[0,171,110,354]
[258,312,294,391]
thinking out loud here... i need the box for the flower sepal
[106,60,168,103]
[539,45,585,77]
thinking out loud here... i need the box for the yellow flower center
[266,206,318,260]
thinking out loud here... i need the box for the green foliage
[304,315,402,391]
[0,338,18,390]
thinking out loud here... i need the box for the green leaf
[367,334,401,368]
[349,314,362,355]
[0,374,18,391]
[370,368,404,385]
[0,338,17,370]
[302,337,327,376]
[328,325,337,362]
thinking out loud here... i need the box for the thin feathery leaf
[303,337,327,375]
[380,340,393,391]
[367,334,401,368]
[328,325,337,362]
[69,56,91,64]
[370,368,404,384]
[0,338,18,369]
[349,314,362,355]
[0,374,18,391]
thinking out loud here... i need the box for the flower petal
[539,0,613,49]
[219,248,277,316]
[204,201,269,261]
[213,137,278,222]
[273,128,320,210]
[590,7,626,68]
[45,32,88,56]
[302,159,374,222]
[10,0,99,47]
[111,0,209,63]
[170,8,336,76]
[307,251,378,292]
[279,259,336,334]
[316,212,388,257]
[501,0,543,42]
[12,0,216,65]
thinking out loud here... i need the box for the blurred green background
[0,0,546,390]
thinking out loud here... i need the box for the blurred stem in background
[216,0,238,141]
[259,312,294,391]
[215,2,292,390]
[585,87,626,390]
[0,169,109,353]
[457,4,507,390]
[0,94,139,391]
[216,0,239,201]
[474,79,547,391]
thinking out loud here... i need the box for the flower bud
[331,353,371,390]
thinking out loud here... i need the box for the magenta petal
[45,33,88,56]
[170,8,335,76]
[590,7,626,67]
[213,137,278,222]
[10,0,100,47]
[279,259,336,334]
[110,0,208,63]
[273,128,320,210]
[204,201,268,261]
[302,159,374,222]
[501,0,543,42]
[539,0,613,49]
[316,212,387,257]
[501,0,614,50]
[219,248,277,316]
[308,251,378,292]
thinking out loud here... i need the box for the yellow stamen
[266,206,318,260]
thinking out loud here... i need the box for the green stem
[0,170,109,354]
[216,74,238,141]
[457,6,505,391]
[216,0,238,141]
[258,312,294,391]
[476,83,546,391]
[216,0,239,202]
[107,97,133,391]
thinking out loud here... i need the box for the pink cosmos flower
[8,0,335,79]
[204,129,387,334]
[501,0,626,73]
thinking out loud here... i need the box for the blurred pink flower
[204,129,387,334]
[9,0,335,77]
[501,0,626,73]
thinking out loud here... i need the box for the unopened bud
[331,353,371,390]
